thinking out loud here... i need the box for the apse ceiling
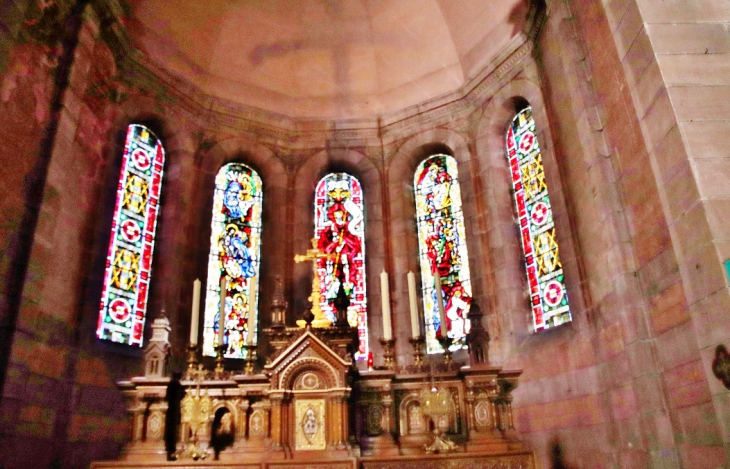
[124,0,528,120]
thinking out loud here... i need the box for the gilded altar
[93,292,535,468]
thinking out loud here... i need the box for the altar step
[92,450,536,469]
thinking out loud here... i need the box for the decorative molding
[360,452,536,469]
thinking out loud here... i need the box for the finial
[302,308,315,329]
[333,281,350,327]
[270,276,287,328]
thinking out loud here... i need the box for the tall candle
[218,276,227,346]
[434,270,446,336]
[407,271,420,339]
[190,278,201,346]
[246,277,257,345]
[380,270,392,340]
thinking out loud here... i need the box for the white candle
[407,271,420,339]
[246,277,257,345]
[434,270,446,336]
[380,270,392,340]
[190,278,201,345]
[218,276,227,346]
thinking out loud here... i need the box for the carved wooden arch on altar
[279,356,341,391]
[398,393,426,436]
[398,390,458,437]
[211,400,238,437]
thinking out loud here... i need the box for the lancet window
[314,173,368,359]
[506,107,572,330]
[414,155,473,353]
[203,163,263,358]
[97,124,165,346]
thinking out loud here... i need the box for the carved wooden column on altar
[268,390,286,452]
[229,398,249,445]
[495,370,522,448]
[357,370,399,456]
[328,390,350,449]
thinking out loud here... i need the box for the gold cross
[294,238,335,327]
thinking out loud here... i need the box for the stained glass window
[414,155,472,353]
[506,107,571,330]
[203,163,263,358]
[97,124,165,346]
[314,173,368,359]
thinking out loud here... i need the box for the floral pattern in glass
[414,155,472,353]
[506,107,571,330]
[97,124,164,346]
[314,173,368,359]
[203,163,263,358]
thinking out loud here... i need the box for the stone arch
[386,128,478,361]
[291,148,384,350]
[195,137,288,341]
[474,77,586,364]
[82,100,190,348]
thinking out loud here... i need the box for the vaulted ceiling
[125,0,528,119]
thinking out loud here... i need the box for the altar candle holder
[379,338,396,370]
[214,344,226,378]
[244,345,257,375]
[186,343,200,377]
[437,335,454,369]
[409,336,426,369]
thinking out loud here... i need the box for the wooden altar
[92,286,535,469]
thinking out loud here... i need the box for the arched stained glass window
[203,163,263,358]
[314,173,368,359]
[506,107,571,330]
[97,124,165,346]
[414,155,472,354]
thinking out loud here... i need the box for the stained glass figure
[203,163,263,358]
[506,107,572,330]
[314,173,368,359]
[97,124,164,346]
[414,155,472,353]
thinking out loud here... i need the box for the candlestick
[190,279,201,346]
[218,277,227,346]
[243,344,257,374]
[186,344,200,378]
[380,271,392,340]
[214,344,226,378]
[379,337,396,370]
[434,270,446,337]
[409,336,426,369]
[407,271,420,339]
[246,277,257,345]
[437,335,454,369]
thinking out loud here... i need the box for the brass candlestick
[379,338,396,370]
[214,344,226,378]
[437,335,454,369]
[178,364,211,460]
[409,336,426,369]
[186,344,199,378]
[244,344,257,375]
